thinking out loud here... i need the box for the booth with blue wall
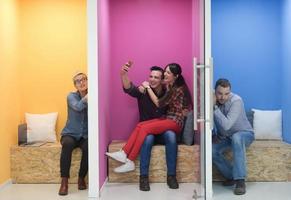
[212,0,291,143]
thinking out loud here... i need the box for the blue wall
[212,0,282,111]
[282,0,291,143]
[212,0,291,142]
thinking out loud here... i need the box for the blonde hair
[72,72,87,84]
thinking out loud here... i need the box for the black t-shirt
[123,83,167,122]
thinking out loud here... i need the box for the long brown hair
[159,63,193,108]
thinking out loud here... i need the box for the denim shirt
[61,91,88,140]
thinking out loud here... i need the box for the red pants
[123,118,180,161]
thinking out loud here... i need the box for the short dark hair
[215,78,231,90]
[150,66,164,79]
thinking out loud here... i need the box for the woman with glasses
[58,72,88,196]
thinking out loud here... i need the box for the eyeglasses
[74,77,87,85]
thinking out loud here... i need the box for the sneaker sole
[113,167,135,173]
[105,152,126,163]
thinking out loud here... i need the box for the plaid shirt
[163,87,191,128]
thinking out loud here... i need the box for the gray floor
[212,182,291,200]
[0,182,291,200]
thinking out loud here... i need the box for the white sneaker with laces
[114,159,135,173]
[105,150,127,163]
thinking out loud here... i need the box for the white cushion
[252,109,282,140]
[25,112,58,143]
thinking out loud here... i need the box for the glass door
[193,0,212,199]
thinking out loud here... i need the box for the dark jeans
[140,130,177,176]
[60,135,88,178]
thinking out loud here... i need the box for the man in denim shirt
[213,78,254,195]
[58,72,88,196]
[119,62,178,191]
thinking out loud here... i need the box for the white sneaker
[114,159,135,173]
[105,150,127,163]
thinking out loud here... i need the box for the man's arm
[120,62,143,98]
[67,93,87,112]
[123,82,143,98]
[214,100,242,131]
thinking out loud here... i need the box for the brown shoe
[58,177,68,195]
[78,177,87,190]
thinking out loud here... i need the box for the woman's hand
[142,81,150,88]
[138,85,146,94]
[142,81,159,107]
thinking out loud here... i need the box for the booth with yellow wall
[0,0,87,186]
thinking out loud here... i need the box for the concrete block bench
[10,143,83,183]
[213,140,291,181]
[108,140,200,183]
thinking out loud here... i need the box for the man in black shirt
[120,61,179,191]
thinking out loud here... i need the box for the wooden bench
[108,140,200,183]
[11,140,291,184]
[213,140,291,181]
[10,143,83,183]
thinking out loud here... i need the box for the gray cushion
[246,110,254,127]
[181,111,194,145]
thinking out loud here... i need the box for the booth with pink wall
[98,0,203,187]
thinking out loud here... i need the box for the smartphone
[126,60,133,67]
[124,60,133,72]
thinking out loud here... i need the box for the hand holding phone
[120,60,133,75]
[126,60,133,67]
[124,60,133,71]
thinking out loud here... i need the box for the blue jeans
[212,131,254,180]
[140,130,177,176]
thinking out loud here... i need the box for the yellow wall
[0,0,20,184]
[18,0,87,137]
[0,0,86,185]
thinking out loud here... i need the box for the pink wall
[98,0,110,188]
[108,0,201,140]
[98,0,202,187]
